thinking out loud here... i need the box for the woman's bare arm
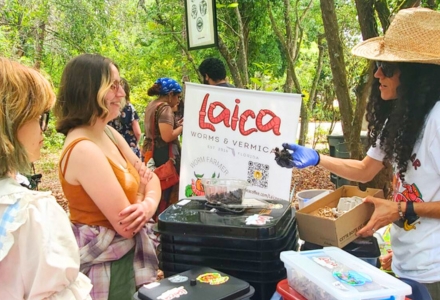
[319,155,384,183]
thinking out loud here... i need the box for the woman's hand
[118,200,155,235]
[380,250,393,271]
[134,160,153,202]
[177,118,183,127]
[357,196,398,237]
[134,160,153,186]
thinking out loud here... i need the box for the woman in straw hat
[0,57,92,299]
[278,7,440,297]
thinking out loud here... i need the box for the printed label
[157,286,188,300]
[245,214,273,225]
[312,256,339,269]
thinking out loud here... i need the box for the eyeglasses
[110,79,125,91]
[39,111,50,132]
[375,61,399,78]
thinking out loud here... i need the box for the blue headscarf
[155,77,182,95]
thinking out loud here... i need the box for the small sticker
[197,273,229,285]
[168,275,188,283]
[157,286,188,300]
[268,203,283,209]
[177,200,191,206]
[245,214,273,225]
[332,270,372,286]
[332,281,349,291]
[143,282,160,289]
[312,256,339,269]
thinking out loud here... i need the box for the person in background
[277,8,440,298]
[54,54,161,300]
[142,78,183,219]
[0,57,92,299]
[198,57,235,87]
[108,78,142,157]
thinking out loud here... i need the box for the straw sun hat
[352,8,440,65]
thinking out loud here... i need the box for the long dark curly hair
[366,62,440,181]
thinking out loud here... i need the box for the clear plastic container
[201,178,248,205]
[296,189,332,209]
[280,247,411,300]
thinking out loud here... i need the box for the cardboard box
[296,185,383,248]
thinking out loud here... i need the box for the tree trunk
[234,6,249,86]
[301,34,325,146]
[350,0,378,160]
[217,36,243,88]
[319,0,352,144]
[308,34,325,112]
[298,99,308,145]
[374,1,391,33]
[355,0,378,39]
[268,0,312,145]
[34,21,45,70]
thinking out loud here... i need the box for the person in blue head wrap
[142,77,183,219]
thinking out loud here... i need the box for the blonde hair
[0,57,55,177]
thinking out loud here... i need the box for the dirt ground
[35,149,335,212]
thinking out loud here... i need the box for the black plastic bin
[134,266,255,300]
[155,199,297,300]
[159,262,287,300]
[156,199,293,239]
[159,228,298,261]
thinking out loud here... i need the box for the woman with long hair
[55,54,161,300]
[278,8,440,298]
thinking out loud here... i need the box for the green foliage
[3,0,417,137]
[249,62,284,91]
[42,116,65,150]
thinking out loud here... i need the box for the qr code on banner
[247,161,269,188]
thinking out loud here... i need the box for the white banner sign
[179,83,302,201]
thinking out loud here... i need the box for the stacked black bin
[154,199,297,300]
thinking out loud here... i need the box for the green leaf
[227,3,239,8]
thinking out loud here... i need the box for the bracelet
[397,202,404,220]
[315,151,321,166]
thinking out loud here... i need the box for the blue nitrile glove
[279,143,320,169]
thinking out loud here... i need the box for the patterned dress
[108,103,141,157]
